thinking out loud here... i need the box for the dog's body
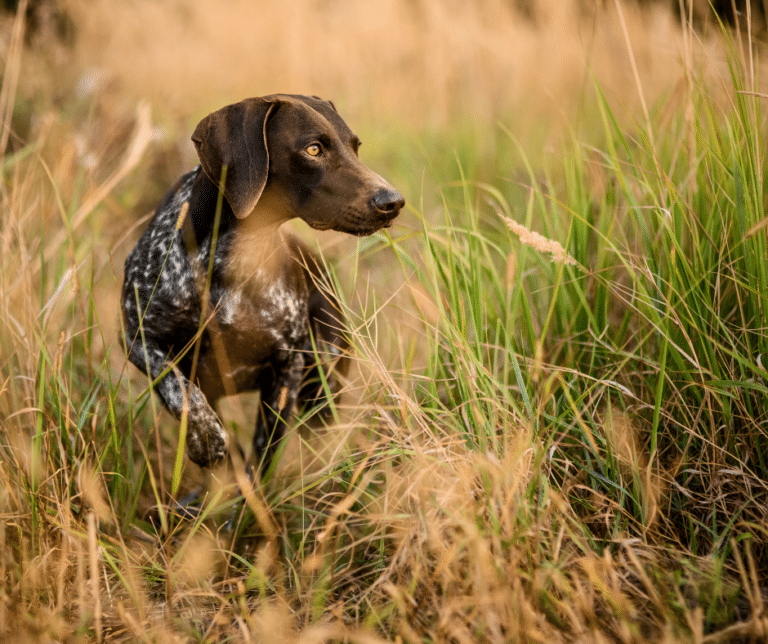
[121,95,403,472]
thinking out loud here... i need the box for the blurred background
[7,0,753,157]
[54,0,715,126]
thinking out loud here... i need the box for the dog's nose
[372,188,405,216]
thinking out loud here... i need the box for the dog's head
[192,94,404,236]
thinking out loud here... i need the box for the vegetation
[2,1,768,642]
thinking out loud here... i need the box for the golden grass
[2,0,767,642]
[56,0,741,136]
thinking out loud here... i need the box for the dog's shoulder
[122,167,203,337]
[152,167,200,232]
[125,168,200,265]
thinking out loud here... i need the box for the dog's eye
[305,143,322,157]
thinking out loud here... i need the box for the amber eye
[305,143,321,157]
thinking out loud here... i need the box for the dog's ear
[192,98,278,219]
[310,95,337,112]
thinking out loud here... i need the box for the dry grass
[2,0,768,642]
[52,0,739,136]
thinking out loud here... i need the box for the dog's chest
[193,268,309,397]
[211,255,309,382]
[218,274,307,349]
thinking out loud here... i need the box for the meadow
[1,0,768,642]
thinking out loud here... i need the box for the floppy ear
[191,97,278,219]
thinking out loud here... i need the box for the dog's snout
[372,188,405,215]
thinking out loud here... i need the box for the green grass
[3,24,768,644]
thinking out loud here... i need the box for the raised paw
[185,393,229,468]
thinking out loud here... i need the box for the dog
[121,94,404,477]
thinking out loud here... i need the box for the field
[2,0,768,642]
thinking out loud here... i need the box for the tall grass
[59,0,738,141]
[3,3,768,643]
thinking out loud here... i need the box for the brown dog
[121,95,404,474]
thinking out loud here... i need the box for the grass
[3,2,768,643]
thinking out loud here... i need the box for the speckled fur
[122,167,229,466]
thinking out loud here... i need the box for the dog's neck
[226,190,292,291]
[187,168,292,291]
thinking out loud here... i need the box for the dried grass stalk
[500,215,577,266]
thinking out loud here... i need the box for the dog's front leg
[126,337,228,468]
[253,351,304,473]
